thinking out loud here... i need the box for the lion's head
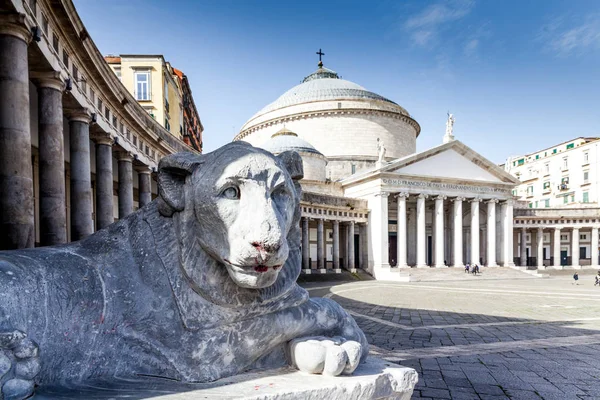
[156,142,303,294]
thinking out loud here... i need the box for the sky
[73,0,600,164]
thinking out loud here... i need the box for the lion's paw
[0,330,40,400]
[288,336,362,376]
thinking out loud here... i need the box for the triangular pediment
[382,141,520,184]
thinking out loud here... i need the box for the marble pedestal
[33,357,418,400]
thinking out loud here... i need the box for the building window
[90,89,95,103]
[165,119,171,131]
[114,67,122,81]
[528,202,533,208]
[97,98,102,111]
[134,71,151,101]
[544,163,549,175]
[164,79,170,112]
[52,33,59,52]
[580,234,587,240]
[583,192,589,203]
[112,116,117,127]
[571,194,575,202]
[517,158,525,166]
[553,149,557,154]
[562,157,568,170]
[543,181,550,190]
[561,234,568,240]
[566,143,575,150]
[62,49,69,68]
[534,201,538,208]
[563,195,568,204]
[584,152,589,164]
[527,185,533,195]
[28,0,36,14]
[41,14,48,35]
[584,171,589,183]
[545,199,550,208]
[351,164,356,174]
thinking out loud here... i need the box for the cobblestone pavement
[303,274,600,400]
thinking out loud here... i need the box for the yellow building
[105,55,187,143]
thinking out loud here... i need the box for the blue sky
[73,0,600,163]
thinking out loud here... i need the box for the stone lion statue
[0,142,368,399]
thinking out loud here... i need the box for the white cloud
[464,38,479,56]
[540,14,600,57]
[404,0,474,46]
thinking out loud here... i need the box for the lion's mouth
[224,259,282,274]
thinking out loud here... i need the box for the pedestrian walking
[465,263,470,273]
[573,272,579,285]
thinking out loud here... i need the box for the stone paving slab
[304,276,600,399]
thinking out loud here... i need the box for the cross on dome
[316,48,325,67]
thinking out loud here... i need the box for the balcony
[558,183,569,191]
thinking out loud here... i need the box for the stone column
[317,218,325,271]
[452,197,464,267]
[35,74,67,245]
[94,135,114,230]
[592,228,599,268]
[396,193,409,268]
[537,227,545,269]
[359,223,367,269]
[434,195,446,267]
[520,227,527,267]
[138,167,152,207]
[348,221,355,271]
[553,227,561,268]
[332,220,340,271]
[117,152,134,219]
[502,201,515,266]
[0,14,34,249]
[572,227,580,269]
[302,217,310,270]
[69,112,94,241]
[416,193,428,268]
[487,199,498,267]
[368,192,390,271]
[470,198,481,265]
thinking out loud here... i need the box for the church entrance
[388,234,397,267]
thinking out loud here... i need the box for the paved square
[303,274,600,400]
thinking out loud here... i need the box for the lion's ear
[157,152,203,217]
[277,151,303,181]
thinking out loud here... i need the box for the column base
[537,265,546,270]
[547,265,562,270]
[415,264,429,269]
[451,264,464,268]
[396,264,409,269]
[486,264,498,268]
[434,264,447,268]
[581,265,598,270]
[565,265,582,270]
[319,269,327,274]
[335,268,343,273]
[302,269,312,275]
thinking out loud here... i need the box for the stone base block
[335,268,342,273]
[34,357,418,400]
[301,269,312,274]
[319,268,327,274]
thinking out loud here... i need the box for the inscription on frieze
[382,178,511,195]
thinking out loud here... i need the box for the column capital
[136,166,152,175]
[486,199,499,204]
[395,192,409,199]
[375,192,390,198]
[434,195,447,201]
[0,13,32,43]
[91,132,113,146]
[417,193,428,199]
[116,151,134,162]
[537,227,544,232]
[69,110,92,124]
[554,226,561,231]
[332,220,340,226]
[31,71,65,91]
[349,220,355,225]
[452,196,466,202]
[503,199,514,206]
[470,197,482,203]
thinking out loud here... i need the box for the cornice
[234,107,421,142]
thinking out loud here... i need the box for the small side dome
[262,127,324,157]
[261,127,327,182]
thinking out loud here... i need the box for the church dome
[261,127,324,156]
[236,61,420,181]
[261,127,327,182]
[254,66,409,117]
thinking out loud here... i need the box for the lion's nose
[251,241,280,253]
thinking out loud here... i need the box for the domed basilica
[235,60,520,281]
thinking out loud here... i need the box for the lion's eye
[222,186,240,200]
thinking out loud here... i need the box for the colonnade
[0,15,155,249]
[300,217,367,273]
[373,192,515,268]
[516,225,599,269]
